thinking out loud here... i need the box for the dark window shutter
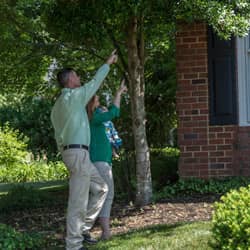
[208,27,237,125]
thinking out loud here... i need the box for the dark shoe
[83,233,98,245]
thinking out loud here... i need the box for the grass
[0,181,214,249]
[0,180,67,195]
[88,221,213,250]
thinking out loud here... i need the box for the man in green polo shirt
[51,50,118,250]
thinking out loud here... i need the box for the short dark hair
[57,68,74,88]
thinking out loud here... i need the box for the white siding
[237,32,250,126]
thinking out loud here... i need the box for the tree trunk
[126,16,152,206]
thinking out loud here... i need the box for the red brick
[193,128,207,133]
[209,133,216,139]
[184,73,198,79]
[217,157,232,163]
[192,103,208,109]
[194,152,208,157]
[195,60,207,66]
[202,145,216,151]
[200,109,209,114]
[177,91,192,97]
[199,73,208,78]
[217,133,233,139]
[176,37,182,44]
[198,97,208,102]
[193,139,208,145]
[209,139,224,144]
[217,145,233,150]
[225,139,235,144]
[199,36,207,42]
[186,146,201,151]
[195,48,207,55]
[198,121,208,127]
[182,152,193,157]
[183,37,197,43]
[177,103,192,110]
[210,151,224,157]
[200,158,209,163]
[225,127,237,132]
[209,127,223,132]
[176,22,250,179]
[190,43,206,48]
[193,115,208,121]
[177,44,190,49]
[199,133,208,139]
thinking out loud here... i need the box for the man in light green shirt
[51,50,118,250]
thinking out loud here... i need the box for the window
[208,27,237,125]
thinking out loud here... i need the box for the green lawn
[0,180,67,195]
[88,221,213,250]
[0,181,214,249]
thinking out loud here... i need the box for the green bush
[0,96,57,160]
[212,185,250,250]
[0,185,56,213]
[153,177,250,201]
[0,124,29,168]
[150,147,179,190]
[112,149,136,201]
[0,223,43,250]
[0,161,68,183]
[112,147,180,201]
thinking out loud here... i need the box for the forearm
[86,64,110,93]
[113,91,122,108]
[82,64,110,104]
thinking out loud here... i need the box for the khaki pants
[94,162,114,218]
[62,149,108,250]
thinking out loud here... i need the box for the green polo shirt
[90,105,120,164]
[50,64,110,151]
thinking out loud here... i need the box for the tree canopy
[0,0,249,94]
[0,0,250,205]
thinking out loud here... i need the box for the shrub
[212,185,250,250]
[0,161,68,183]
[112,149,136,201]
[150,147,179,190]
[0,223,44,249]
[153,177,250,201]
[0,185,57,213]
[112,147,180,201]
[0,95,57,160]
[0,124,29,168]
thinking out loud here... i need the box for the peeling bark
[127,16,152,206]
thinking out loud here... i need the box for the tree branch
[103,23,128,73]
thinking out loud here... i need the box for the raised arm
[113,78,127,108]
[91,79,127,125]
[81,50,118,105]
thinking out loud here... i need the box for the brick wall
[176,22,250,178]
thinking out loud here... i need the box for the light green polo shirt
[50,64,110,151]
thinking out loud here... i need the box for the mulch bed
[0,194,219,248]
[102,194,218,236]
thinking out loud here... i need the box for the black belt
[63,144,89,151]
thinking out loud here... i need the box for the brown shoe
[83,233,98,245]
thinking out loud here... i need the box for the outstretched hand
[113,78,128,108]
[106,49,118,65]
[118,78,128,94]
